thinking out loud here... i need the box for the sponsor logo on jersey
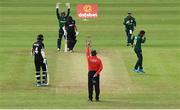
[69,24,74,27]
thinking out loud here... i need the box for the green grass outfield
[0,0,180,109]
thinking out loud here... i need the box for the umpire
[86,41,103,101]
[32,34,48,87]
[131,30,146,73]
[123,12,136,46]
[65,16,78,52]
[56,3,70,51]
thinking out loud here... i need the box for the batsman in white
[65,16,78,53]
[32,34,49,87]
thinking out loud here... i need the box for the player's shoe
[69,50,73,53]
[96,98,100,102]
[139,69,145,73]
[88,99,93,102]
[57,48,60,51]
[36,83,41,87]
[127,43,131,46]
[96,99,100,102]
[41,82,49,86]
[133,69,140,73]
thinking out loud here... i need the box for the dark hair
[91,50,97,56]
[61,12,65,15]
[139,30,145,36]
[37,34,44,41]
[68,16,72,21]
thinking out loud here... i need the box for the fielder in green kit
[56,3,70,51]
[131,30,146,73]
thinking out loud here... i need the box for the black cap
[128,12,132,14]
[37,34,44,41]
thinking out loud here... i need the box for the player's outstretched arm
[133,18,136,27]
[123,18,126,25]
[56,3,60,19]
[74,21,79,36]
[75,25,79,36]
[31,48,34,55]
[86,41,91,48]
[66,3,70,17]
[86,40,91,57]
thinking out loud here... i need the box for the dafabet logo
[77,4,98,19]
[83,5,92,13]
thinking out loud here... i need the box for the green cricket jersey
[132,35,146,51]
[56,8,70,28]
[123,16,136,30]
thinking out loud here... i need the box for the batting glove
[56,3,60,9]
[43,58,47,64]
[76,31,79,36]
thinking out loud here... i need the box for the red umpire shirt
[86,47,103,75]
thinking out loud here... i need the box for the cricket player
[32,34,48,86]
[131,30,146,73]
[65,16,78,52]
[56,3,70,51]
[86,41,103,101]
[123,12,136,46]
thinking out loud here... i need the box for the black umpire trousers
[134,50,143,70]
[88,71,100,100]
[34,59,47,84]
[57,28,64,49]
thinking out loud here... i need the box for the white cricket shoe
[36,83,41,87]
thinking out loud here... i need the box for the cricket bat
[46,61,49,85]
[43,59,49,85]
[47,73,49,85]
[62,26,68,52]
[64,39,68,52]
